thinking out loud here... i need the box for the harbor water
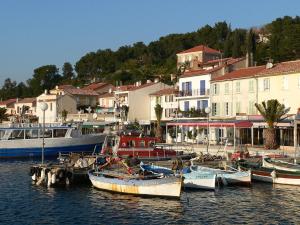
[0,160,300,225]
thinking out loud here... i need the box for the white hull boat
[262,157,300,173]
[88,170,182,198]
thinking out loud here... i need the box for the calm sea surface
[0,160,300,225]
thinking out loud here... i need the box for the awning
[166,120,253,128]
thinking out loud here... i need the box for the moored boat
[190,165,251,186]
[100,134,195,160]
[262,157,300,172]
[238,160,300,186]
[140,163,216,190]
[88,169,182,198]
[0,124,106,158]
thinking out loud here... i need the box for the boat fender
[47,172,52,187]
[36,168,46,185]
[32,173,36,181]
[271,170,277,181]
[51,173,56,184]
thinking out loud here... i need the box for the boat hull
[183,172,216,190]
[251,170,300,186]
[0,134,106,158]
[262,157,300,172]
[88,171,182,198]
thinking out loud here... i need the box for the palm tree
[0,107,8,123]
[255,99,290,149]
[154,104,163,139]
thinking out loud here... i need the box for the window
[169,95,174,102]
[224,102,229,116]
[182,82,192,96]
[282,76,288,90]
[236,102,241,114]
[263,78,270,91]
[200,80,206,95]
[248,101,255,114]
[197,100,208,110]
[249,80,254,92]
[224,83,229,94]
[235,81,240,93]
[212,84,219,95]
[212,103,217,116]
[184,101,189,111]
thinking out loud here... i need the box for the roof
[167,120,253,128]
[114,85,135,92]
[56,85,75,90]
[98,92,114,98]
[0,98,17,106]
[150,88,179,96]
[212,66,266,82]
[257,59,300,76]
[82,82,111,90]
[17,98,36,104]
[65,88,99,96]
[129,82,156,91]
[180,67,221,78]
[177,45,220,54]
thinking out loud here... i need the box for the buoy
[47,172,52,187]
[51,173,56,184]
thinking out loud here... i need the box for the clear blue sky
[1,0,300,85]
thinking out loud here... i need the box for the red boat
[100,134,188,160]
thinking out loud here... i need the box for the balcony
[177,89,210,98]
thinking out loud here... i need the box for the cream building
[149,88,178,121]
[114,81,170,124]
[14,98,37,116]
[36,92,77,123]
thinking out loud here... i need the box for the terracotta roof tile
[177,45,220,54]
[17,98,36,104]
[114,85,135,92]
[0,98,17,106]
[150,88,179,96]
[257,60,300,76]
[129,82,156,91]
[65,88,99,96]
[82,82,111,90]
[57,85,75,90]
[99,92,114,98]
[180,67,221,78]
[212,66,266,82]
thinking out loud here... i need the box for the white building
[36,93,77,123]
[114,81,170,124]
[149,88,178,121]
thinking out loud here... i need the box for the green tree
[62,62,75,80]
[0,107,8,123]
[61,109,68,122]
[154,104,163,139]
[255,99,290,149]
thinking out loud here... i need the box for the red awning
[166,121,253,128]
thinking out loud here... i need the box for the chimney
[44,89,48,94]
[146,80,152,84]
[109,88,112,93]
[266,62,273,69]
[154,78,159,83]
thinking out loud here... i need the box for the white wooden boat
[191,165,251,186]
[140,163,216,190]
[238,161,300,186]
[262,157,300,173]
[88,170,182,198]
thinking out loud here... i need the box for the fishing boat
[140,163,216,190]
[88,169,182,198]
[262,157,300,172]
[100,134,195,160]
[238,160,300,186]
[190,165,251,186]
[0,124,106,158]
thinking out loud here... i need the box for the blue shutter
[200,80,205,95]
[197,101,201,110]
[184,101,189,111]
[202,100,208,109]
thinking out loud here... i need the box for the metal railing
[178,89,210,97]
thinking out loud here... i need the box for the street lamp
[39,102,48,165]
[205,107,211,153]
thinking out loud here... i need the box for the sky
[1,0,300,85]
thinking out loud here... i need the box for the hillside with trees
[1,16,300,101]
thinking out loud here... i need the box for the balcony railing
[178,89,210,97]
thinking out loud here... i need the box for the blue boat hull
[0,144,101,158]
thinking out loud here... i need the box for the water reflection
[1,161,300,224]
